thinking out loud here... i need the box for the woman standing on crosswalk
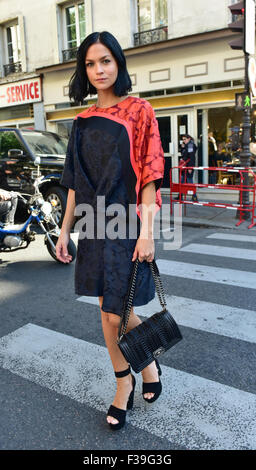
[56,31,165,431]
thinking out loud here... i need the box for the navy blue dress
[60,97,165,316]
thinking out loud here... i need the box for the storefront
[37,41,256,191]
[146,86,256,187]
[44,84,256,189]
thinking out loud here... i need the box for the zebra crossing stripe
[0,323,255,450]
[77,295,256,344]
[207,233,256,243]
[180,243,256,261]
[157,259,256,289]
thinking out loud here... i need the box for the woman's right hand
[56,231,73,263]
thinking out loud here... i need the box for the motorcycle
[0,170,76,264]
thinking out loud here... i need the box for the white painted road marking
[157,259,256,290]
[77,295,256,344]
[180,243,256,261]
[0,323,256,449]
[207,233,256,243]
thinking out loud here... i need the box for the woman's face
[85,42,119,92]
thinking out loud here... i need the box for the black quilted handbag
[117,258,182,373]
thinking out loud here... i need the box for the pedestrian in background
[56,31,165,431]
[176,134,198,201]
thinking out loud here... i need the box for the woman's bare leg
[124,306,159,401]
[99,296,133,425]
[99,296,159,424]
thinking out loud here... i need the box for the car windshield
[21,130,68,156]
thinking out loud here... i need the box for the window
[195,82,231,91]
[137,0,167,32]
[6,24,21,64]
[208,107,243,143]
[134,0,168,46]
[138,81,241,100]
[56,120,74,138]
[0,104,32,122]
[65,2,85,50]
[2,22,22,75]
[20,130,68,156]
[0,131,26,159]
[230,0,241,21]
[157,116,171,153]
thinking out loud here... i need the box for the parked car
[0,128,68,225]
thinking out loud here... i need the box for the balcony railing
[3,61,22,76]
[134,26,168,46]
[62,47,78,62]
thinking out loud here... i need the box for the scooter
[0,163,76,263]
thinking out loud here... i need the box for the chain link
[149,261,167,310]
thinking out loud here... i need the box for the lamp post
[228,0,255,219]
[240,53,251,218]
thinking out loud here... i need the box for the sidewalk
[161,191,256,231]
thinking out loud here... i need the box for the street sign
[248,57,256,96]
[245,0,255,55]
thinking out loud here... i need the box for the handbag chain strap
[117,259,167,342]
[149,260,167,309]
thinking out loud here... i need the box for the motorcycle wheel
[44,186,67,227]
[45,235,76,264]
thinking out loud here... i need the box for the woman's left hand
[132,236,155,263]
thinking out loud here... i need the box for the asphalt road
[0,224,255,451]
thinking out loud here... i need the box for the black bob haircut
[69,31,132,104]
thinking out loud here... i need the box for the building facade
[0,0,254,187]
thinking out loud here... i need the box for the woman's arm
[61,189,76,233]
[132,181,156,263]
[56,189,76,263]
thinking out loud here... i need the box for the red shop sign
[0,77,42,108]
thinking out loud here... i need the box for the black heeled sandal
[142,359,162,403]
[107,365,136,431]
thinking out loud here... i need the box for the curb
[168,219,236,230]
[162,217,253,230]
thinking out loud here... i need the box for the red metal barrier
[170,166,256,229]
